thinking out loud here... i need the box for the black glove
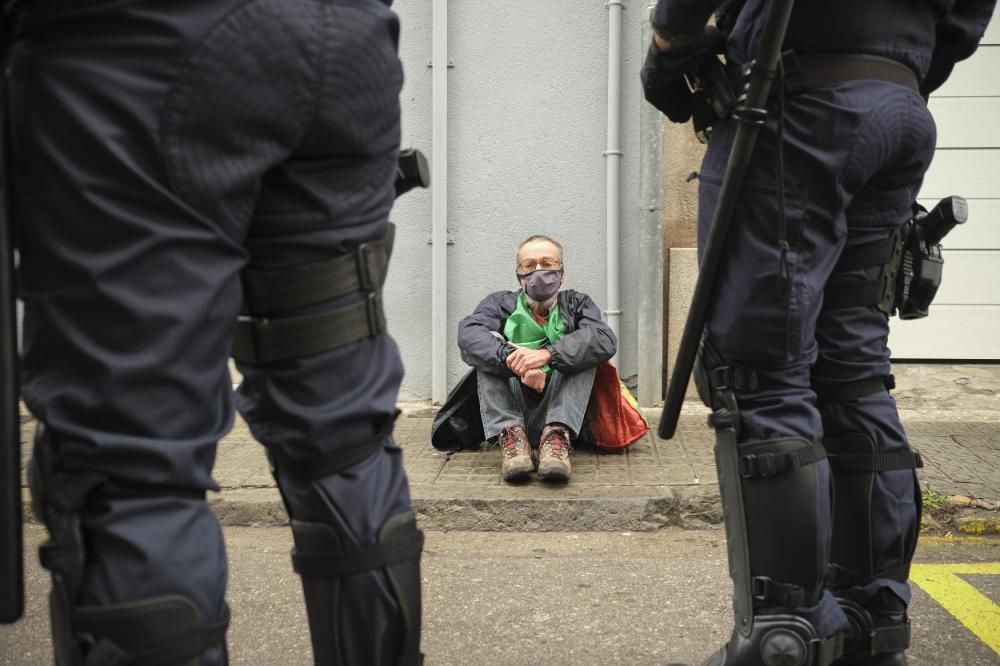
[640,25,726,122]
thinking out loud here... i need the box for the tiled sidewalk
[23,410,998,502]
[17,364,1000,530]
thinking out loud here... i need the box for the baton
[658,0,797,439]
[0,2,22,623]
[0,94,22,625]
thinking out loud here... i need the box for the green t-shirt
[503,291,567,374]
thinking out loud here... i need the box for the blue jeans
[477,368,596,445]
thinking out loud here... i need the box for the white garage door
[889,18,1000,360]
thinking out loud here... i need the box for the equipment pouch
[686,57,737,143]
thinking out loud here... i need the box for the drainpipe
[605,0,624,363]
[637,2,664,407]
[431,0,448,403]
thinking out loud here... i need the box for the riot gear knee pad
[291,510,424,666]
[704,615,843,666]
[29,425,229,665]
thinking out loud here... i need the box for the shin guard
[711,413,840,665]
[825,432,922,588]
[825,433,922,664]
[291,510,424,666]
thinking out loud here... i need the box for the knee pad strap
[694,337,757,437]
[72,596,229,666]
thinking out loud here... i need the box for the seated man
[453,235,617,482]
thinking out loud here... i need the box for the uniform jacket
[431,289,617,450]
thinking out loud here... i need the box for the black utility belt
[779,51,919,95]
[688,50,920,143]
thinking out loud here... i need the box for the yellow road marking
[910,563,1000,656]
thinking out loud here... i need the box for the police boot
[834,591,909,665]
[29,425,229,665]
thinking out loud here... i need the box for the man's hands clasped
[506,345,551,392]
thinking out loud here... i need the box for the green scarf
[503,291,567,374]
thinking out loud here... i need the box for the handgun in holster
[894,196,968,319]
[394,148,430,198]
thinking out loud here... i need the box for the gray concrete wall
[389,1,646,400]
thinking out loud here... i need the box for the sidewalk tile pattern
[18,410,1000,503]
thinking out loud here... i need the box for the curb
[59,487,725,532]
[21,487,1000,535]
[413,495,723,532]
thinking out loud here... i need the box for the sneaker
[537,424,572,482]
[497,425,534,482]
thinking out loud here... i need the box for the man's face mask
[519,269,563,302]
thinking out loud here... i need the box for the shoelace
[499,433,523,459]
[542,430,568,458]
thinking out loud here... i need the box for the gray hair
[516,235,564,263]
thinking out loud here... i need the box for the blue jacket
[652,0,995,95]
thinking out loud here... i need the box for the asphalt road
[3,526,999,665]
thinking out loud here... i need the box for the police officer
[642,1,994,665]
[8,0,422,663]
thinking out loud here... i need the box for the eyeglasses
[517,256,562,274]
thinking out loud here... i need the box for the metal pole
[658,0,799,438]
[431,0,448,403]
[605,0,624,363]
[637,1,664,407]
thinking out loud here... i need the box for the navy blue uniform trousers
[698,80,934,635]
[11,0,411,662]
